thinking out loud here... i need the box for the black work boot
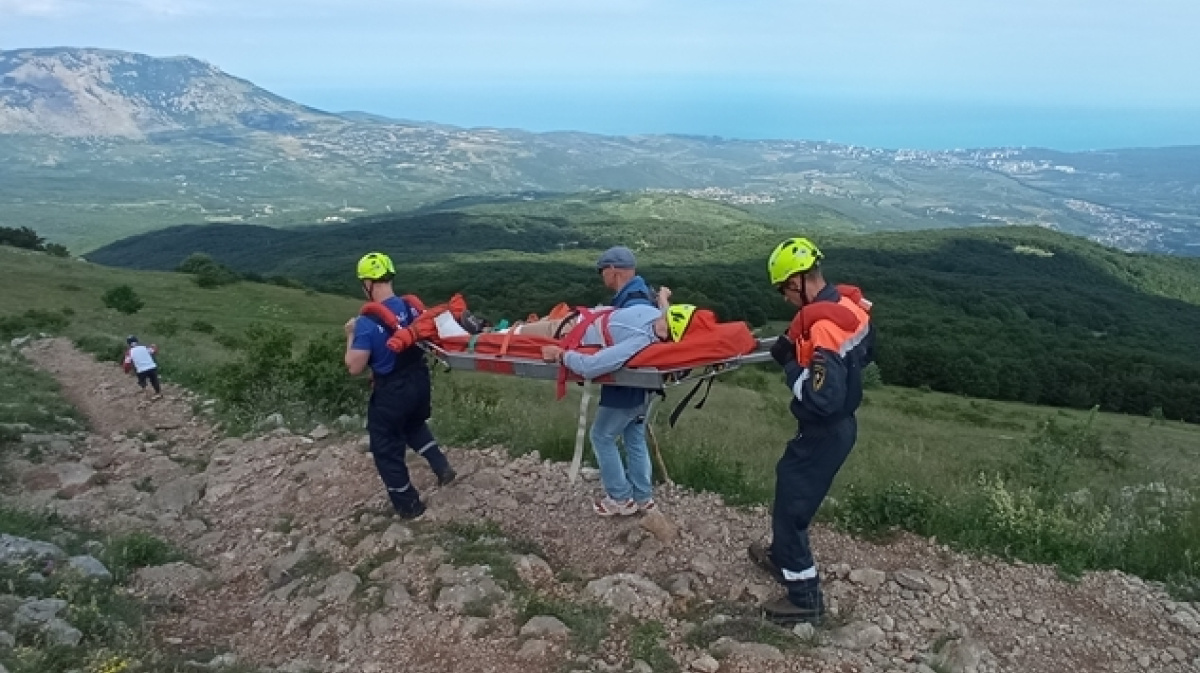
[762,589,825,626]
[396,499,427,521]
[437,467,457,487]
[747,541,784,584]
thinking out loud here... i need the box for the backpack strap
[668,376,717,428]
[620,290,653,305]
[359,299,412,335]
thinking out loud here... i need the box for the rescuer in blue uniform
[750,238,876,625]
[344,252,456,520]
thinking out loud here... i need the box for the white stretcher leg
[568,381,592,484]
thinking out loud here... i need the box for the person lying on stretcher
[370,287,708,368]
[431,286,671,341]
[537,288,704,379]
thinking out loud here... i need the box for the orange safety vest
[785,284,873,367]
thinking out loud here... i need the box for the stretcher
[430,337,777,389]
[425,326,779,484]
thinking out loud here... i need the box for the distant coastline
[286,84,1200,153]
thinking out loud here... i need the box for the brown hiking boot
[747,541,784,584]
[762,593,825,626]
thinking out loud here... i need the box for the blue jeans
[589,403,654,504]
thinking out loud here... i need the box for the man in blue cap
[585,246,660,516]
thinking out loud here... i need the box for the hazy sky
[2,0,1198,149]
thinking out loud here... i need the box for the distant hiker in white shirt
[122,335,162,399]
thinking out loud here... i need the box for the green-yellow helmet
[767,238,823,286]
[665,304,697,342]
[356,252,395,281]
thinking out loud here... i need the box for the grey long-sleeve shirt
[561,305,661,379]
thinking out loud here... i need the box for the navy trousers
[770,417,857,604]
[366,367,451,516]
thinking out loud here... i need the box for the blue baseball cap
[596,246,636,270]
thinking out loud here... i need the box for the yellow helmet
[665,304,697,342]
[356,252,395,281]
[767,237,823,286]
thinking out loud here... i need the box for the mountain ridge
[0,46,337,138]
[2,46,1199,255]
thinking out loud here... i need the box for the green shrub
[665,449,771,506]
[0,308,70,339]
[1007,411,1130,493]
[630,620,679,672]
[952,474,1109,573]
[177,252,241,289]
[518,594,611,652]
[103,532,179,579]
[213,332,245,351]
[149,317,181,337]
[203,325,366,430]
[0,425,20,445]
[195,267,240,288]
[0,225,44,250]
[74,335,125,363]
[862,361,883,389]
[832,481,941,537]
[0,506,61,539]
[102,285,144,314]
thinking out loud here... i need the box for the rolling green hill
[83,196,1200,422]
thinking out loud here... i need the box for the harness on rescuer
[355,294,456,392]
[554,306,619,400]
[546,301,725,427]
[358,295,455,352]
[786,285,873,366]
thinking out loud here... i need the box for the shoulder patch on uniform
[811,363,826,391]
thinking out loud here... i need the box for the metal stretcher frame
[428,337,779,484]
[429,337,778,390]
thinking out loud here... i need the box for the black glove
[770,335,796,367]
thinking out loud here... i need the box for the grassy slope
[0,246,360,372]
[5,245,1200,578]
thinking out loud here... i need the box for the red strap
[360,301,401,333]
[499,323,517,357]
[786,302,861,342]
[401,294,428,312]
[835,284,873,312]
[555,307,612,399]
[598,312,615,348]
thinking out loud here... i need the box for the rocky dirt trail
[4,337,1199,673]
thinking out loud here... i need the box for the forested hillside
[85,197,1200,421]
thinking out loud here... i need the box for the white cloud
[0,0,68,17]
[0,0,206,19]
[118,0,205,16]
